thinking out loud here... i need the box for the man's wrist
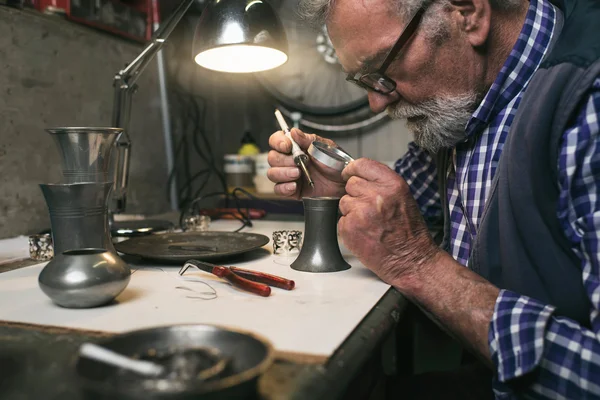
[392,247,453,298]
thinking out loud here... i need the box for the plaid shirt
[395,0,600,398]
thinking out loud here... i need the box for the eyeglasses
[346,7,426,94]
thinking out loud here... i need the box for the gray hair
[299,0,523,31]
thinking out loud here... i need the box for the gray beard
[387,93,481,154]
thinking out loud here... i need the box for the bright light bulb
[194,45,288,73]
[221,22,245,43]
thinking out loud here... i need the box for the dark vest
[439,0,600,325]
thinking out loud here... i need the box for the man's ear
[449,0,491,47]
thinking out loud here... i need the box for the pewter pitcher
[40,182,116,254]
[291,197,351,273]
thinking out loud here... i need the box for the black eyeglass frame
[345,7,426,94]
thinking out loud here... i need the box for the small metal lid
[307,141,354,171]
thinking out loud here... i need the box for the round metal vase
[47,127,122,183]
[40,182,117,254]
[38,248,130,308]
[291,197,351,273]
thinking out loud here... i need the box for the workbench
[0,218,409,399]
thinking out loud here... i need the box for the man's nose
[367,90,399,113]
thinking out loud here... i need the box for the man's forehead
[330,0,394,19]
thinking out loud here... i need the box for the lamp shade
[193,0,289,73]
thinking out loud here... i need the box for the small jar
[253,152,275,194]
[224,154,255,193]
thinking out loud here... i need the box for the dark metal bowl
[73,324,274,399]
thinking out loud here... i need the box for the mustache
[387,95,475,119]
[386,93,481,154]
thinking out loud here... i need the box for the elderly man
[267,0,600,398]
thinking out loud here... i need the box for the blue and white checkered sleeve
[488,78,600,399]
[394,142,442,224]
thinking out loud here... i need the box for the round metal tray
[114,231,270,263]
[74,324,274,399]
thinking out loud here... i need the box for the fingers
[340,176,373,217]
[338,200,370,233]
[290,128,318,150]
[268,128,316,154]
[345,176,368,197]
[339,193,375,219]
[341,158,392,182]
[339,195,351,216]
[269,130,291,154]
[268,150,296,168]
[274,182,297,197]
[267,166,301,183]
[269,128,335,155]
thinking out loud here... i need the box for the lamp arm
[110,0,197,213]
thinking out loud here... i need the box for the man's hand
[338,158,441,284]
[268,128,346,199]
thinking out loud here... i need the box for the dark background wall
[0,7,171,238]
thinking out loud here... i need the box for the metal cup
[290,197,351,273]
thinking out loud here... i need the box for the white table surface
[0,220,390,357]
[0,235,29,265]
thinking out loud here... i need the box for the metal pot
[38,248,130,308]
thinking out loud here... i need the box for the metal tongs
[179,260,295,297]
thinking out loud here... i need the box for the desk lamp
[110,0,288,235]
